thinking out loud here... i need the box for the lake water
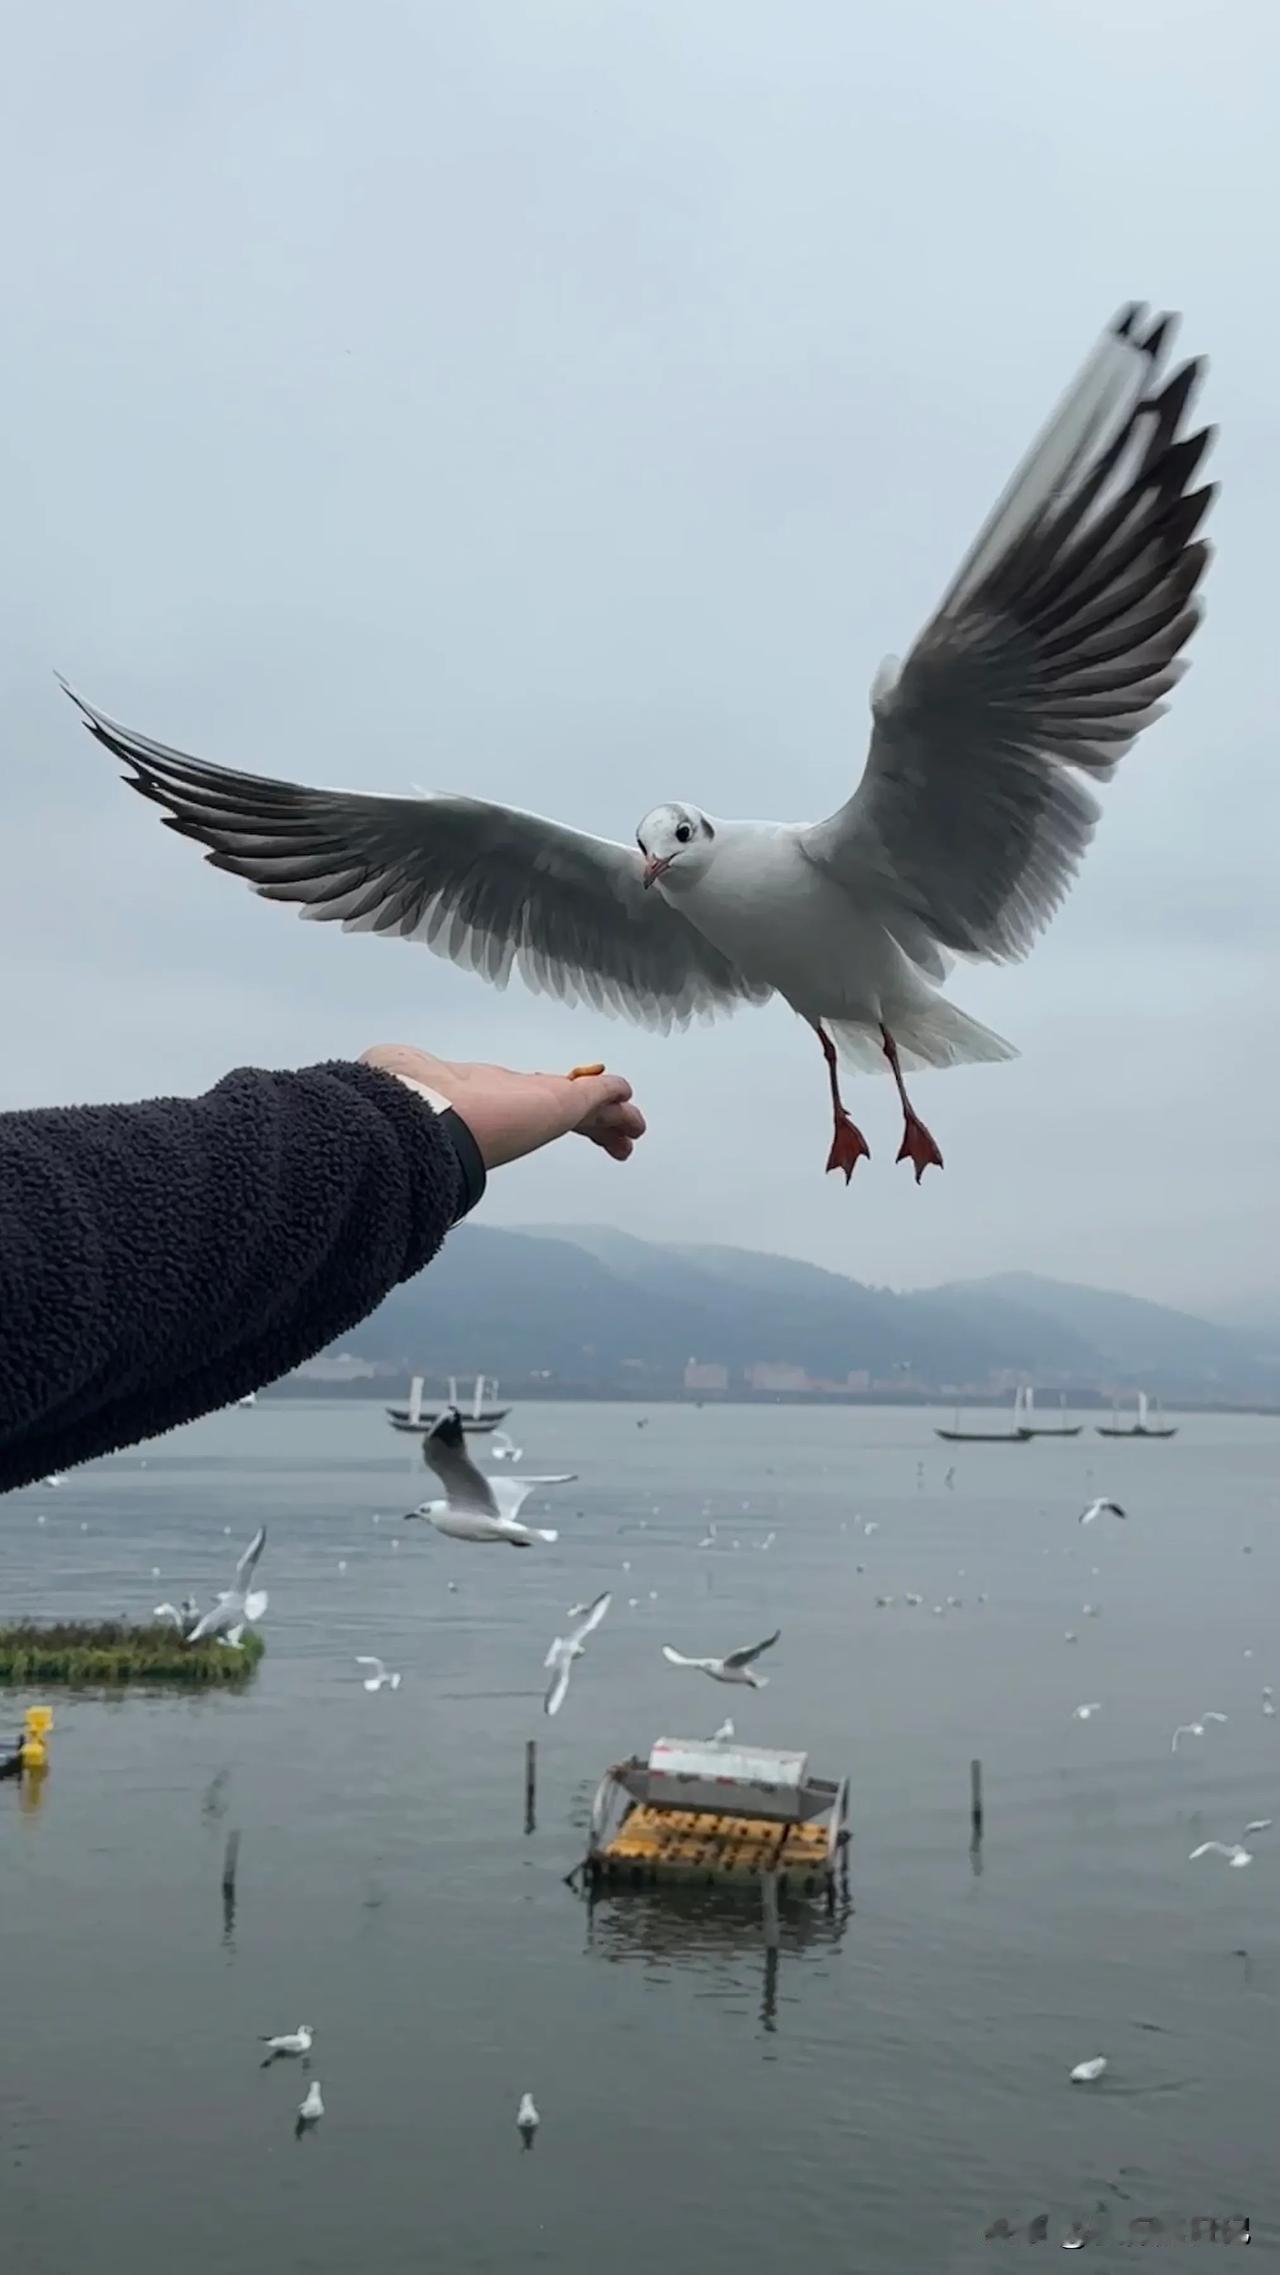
[2,1400,1277,2268]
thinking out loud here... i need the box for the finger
[588,1127,634,1161]
[579,1099,646,1141]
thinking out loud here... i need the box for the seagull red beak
[642,855,673,890]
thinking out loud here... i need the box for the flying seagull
[543,1590,611,1717]
[355,1656,402,1693]
[661,1630,781,1688]
[1189,1841,1253,1868]
[404,1407,572,1545]
[1079,1498,1126,1526]
[63,306,1213,1183]
[1171,1712,1228,1752]
[186,1525,268,1644]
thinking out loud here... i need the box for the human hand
[358,1045,647,1169]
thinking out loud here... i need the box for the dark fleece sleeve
[0,1060,477,1494]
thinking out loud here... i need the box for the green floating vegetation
[0,1621,266,1687]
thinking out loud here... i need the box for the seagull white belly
[668,837,901,1023]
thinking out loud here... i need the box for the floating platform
[586,1739,848,1894]
[0,1621,265,1687]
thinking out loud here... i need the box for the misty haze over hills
[293,1226,1280,1406]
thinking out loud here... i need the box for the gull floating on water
[517,2092,539,2146]
[1171,1712,1228,1751]
[1069,2057,1108,2083]
[296,2080,324,2133]
[1189,1841,1252,1868]
[261,2025,313,2066]
[63,308,1213,1186]
[186,1525,268,1645]
[1079,1499,1125,1526]
[405,1408,572,1545]
[356,1657,402,1693]
[662,1631,780,1688]
[543,1590,611,1717]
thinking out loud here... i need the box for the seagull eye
[675,822,692,844]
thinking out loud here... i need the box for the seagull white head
[637,803,715,890]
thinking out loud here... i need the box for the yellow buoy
[21,1705,53,1767]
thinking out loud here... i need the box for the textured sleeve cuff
[388,1073,487,1223]
[437,1107,486,1221]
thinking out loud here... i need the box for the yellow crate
[601,1805,797,1884]
[776,1822,828,1867]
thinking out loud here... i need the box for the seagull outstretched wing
[723,1629,781,1670]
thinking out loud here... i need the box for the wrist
[390,1072,487,1219]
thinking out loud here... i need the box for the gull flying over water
[186,1526,268,1645]
[1189,1841,1253,1868]
[356,1656,402,1693]
[1171,1712,1228,1751]
[65,306,1213,1185]
[1072,1702,1102,1721]
[1079,1499,1125,1526]
[543,1591,611,1717]
[662,1630,781,1688]
[404,1408,572,1545]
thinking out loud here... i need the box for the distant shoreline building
[683,1359,729,1393]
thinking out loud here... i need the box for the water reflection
[581,1882,851,2030]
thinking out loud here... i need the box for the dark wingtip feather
[1136,311,1178,363]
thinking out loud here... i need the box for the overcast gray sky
[3,1,1278,1314]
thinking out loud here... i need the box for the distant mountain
[936,1271,1273,1392]
[1208,1294,1280,1356]
[307,1225,1278,1402]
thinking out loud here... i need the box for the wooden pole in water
[761,1864,780,1950]
[970,1758,984,1842]
[221,1828,241,1937]
[524,1739,537,1835]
